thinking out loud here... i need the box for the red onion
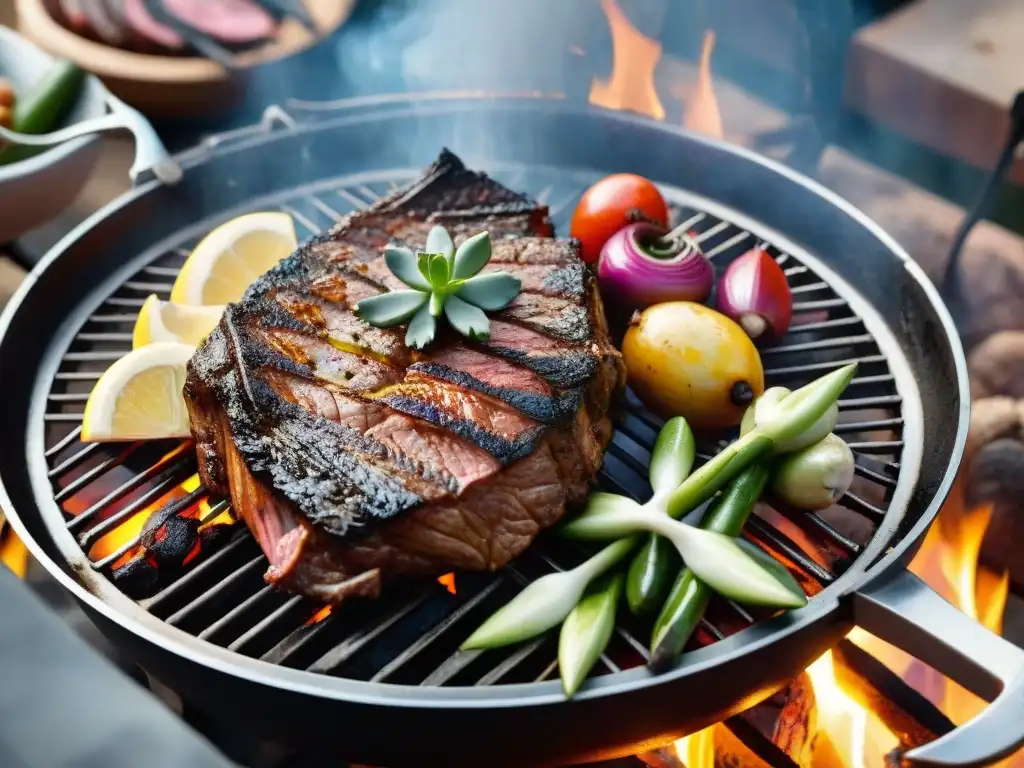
[596,223,713,310]
[716,247,793,341]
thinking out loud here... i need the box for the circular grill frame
[0,97,993,767]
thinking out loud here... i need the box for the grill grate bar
[792,297,847,312]
[797,512,862,554]
[142,266,184,278]
[143,529,251,612]
[833,418,903,435]
[279,205,320,235]
[47,393,91,403]
[87,313,140,323]
[746,516,834,585]
[765,354,887,379]
[369,581,504,683]
[47,441,105,479]
[167,555,266,626]
[846,441,903,455]
[838,492,886,522]
[44,425,83,458]
[123,281,172,293]
[68,449,194,533]
[198,585,276,641]
[419,648,484,687]
[759,334,874,356]
[839,395,902,411]
[787,316,864,334]
[103,297,146,308]
[54,371,103,381]
[789,281,830,295]
[44,413,89,422]
[694,220,731,243]
[54,444,141,503]
[307,588,436,675]
[229,595,306,653]
[77,463,194,546]
[475,638,547,686]
[854,462,897,489]
[307,195,344,221]
[76,332,133,343]
[703,231,751,259]
[61,351,126,363]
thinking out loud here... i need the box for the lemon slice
[133,295,224,349]
[82,342,195,442]
[170,212,297,306]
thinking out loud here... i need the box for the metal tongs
[0,95,181,185]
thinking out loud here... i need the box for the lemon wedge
[81,342,195,442]
[133,295,224,349]
[170,212,297,306]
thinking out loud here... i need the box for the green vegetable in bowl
[772,433,855,510]
[0,60,85,166]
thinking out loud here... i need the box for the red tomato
[570,174,669,264]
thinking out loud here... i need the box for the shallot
[717,246,793,341]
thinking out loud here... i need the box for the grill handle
[853,569,1024,766]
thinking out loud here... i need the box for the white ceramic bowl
[0,26,108,243]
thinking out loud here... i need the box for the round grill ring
[0,98,985,767]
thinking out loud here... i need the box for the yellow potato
[623,301,764,431]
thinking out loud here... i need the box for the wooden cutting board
[846,0,1024,183]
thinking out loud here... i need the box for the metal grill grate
[39,166,904,690]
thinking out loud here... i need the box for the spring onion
[559,571,624,698]
[626,417,694,615]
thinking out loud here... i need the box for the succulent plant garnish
[353,226,521,349]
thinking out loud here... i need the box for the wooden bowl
[15,0,355,118]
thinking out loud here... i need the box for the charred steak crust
[185,150,625,603]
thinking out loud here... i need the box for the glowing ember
[588,0,665,120]
[683,31,725,140]
[306,605,332,626]
[438,572,457,595]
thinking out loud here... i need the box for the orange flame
[588,0,665,120]
[674,725,717,768]
[805,651,899,767]
[683,31,725,140]
[836,499,1020,766]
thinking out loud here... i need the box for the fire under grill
[38,163,908,696]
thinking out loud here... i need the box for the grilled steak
[185,150,625,604]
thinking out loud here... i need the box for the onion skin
[597,223,713,311]
[741,387,838,453]
[772,433,854,510]
[717,247,793,342]
[623,302,764,431]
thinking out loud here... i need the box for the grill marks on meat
[185,149,624,604]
